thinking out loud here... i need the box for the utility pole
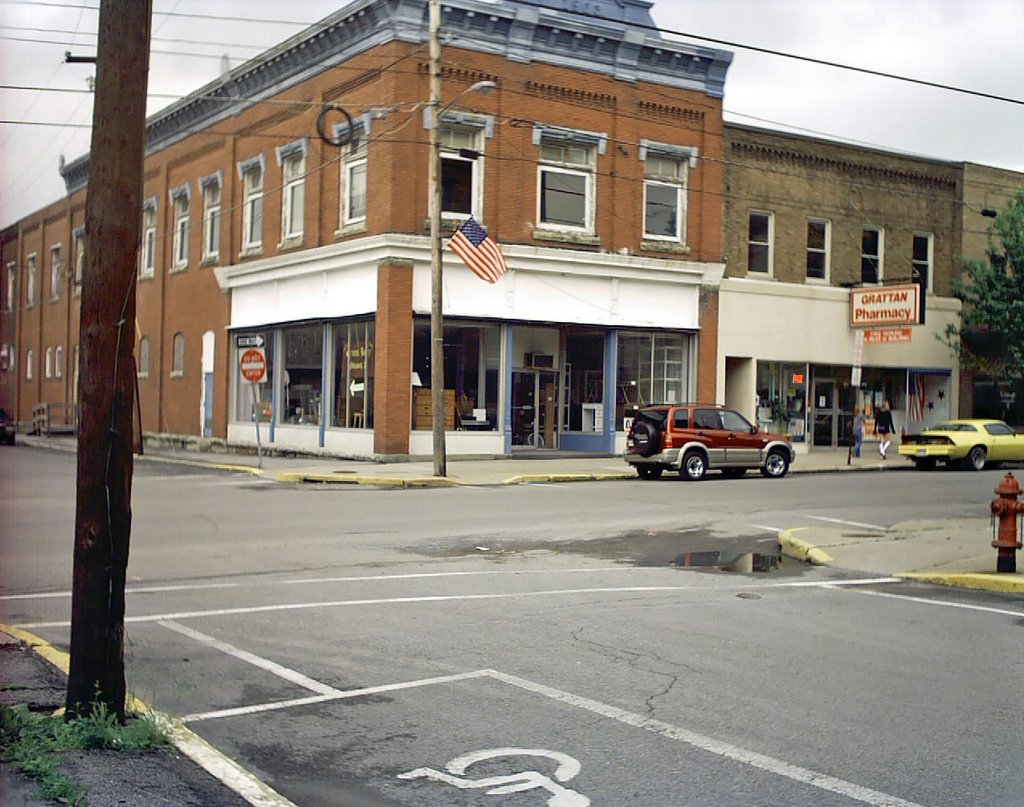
[428,0,446,477]
[66,0,152,721]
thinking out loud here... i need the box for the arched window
[26,349,34,380]
[171,332,185,377]
[55,345,63,378]
[45,347,53,379]
[138,336,150,377]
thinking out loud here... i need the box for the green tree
[946,188,1024,375]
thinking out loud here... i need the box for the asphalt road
[2,446,1022,806]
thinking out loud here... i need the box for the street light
[427,0,496,477]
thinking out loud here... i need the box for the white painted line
[0,566,626,601]
[158,620,342,697]
[486,670,925,807]
[15,578,902,629]
[836,587,1024,618]
[807,515,887,531]
[743,523,786,533]
[181,671,491,723]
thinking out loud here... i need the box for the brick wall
[373,259,413,455]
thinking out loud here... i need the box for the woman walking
[874,400,895,459]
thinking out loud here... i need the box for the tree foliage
[946,188,1024,376]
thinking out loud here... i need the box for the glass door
[812,379,836,447]
[512,370,558,449]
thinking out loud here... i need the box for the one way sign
[235,334,265,349]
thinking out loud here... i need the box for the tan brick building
[0,0,732,456]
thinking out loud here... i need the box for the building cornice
[60,0,731,193]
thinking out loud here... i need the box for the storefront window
[413,319,500,430]
[856,368,906,435]
[616,333,693,430]
[234,331,274,423]
[564,331,604,432]
[281,324,323,425]
[756,362,807,442]
[332,320,374,429]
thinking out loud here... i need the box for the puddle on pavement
[416,527,787,574]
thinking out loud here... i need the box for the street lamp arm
[434,80,498,121]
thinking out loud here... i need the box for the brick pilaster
[374,258,413,455]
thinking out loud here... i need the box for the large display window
[332,320,374,429]
[281,324,323,425]
[616,332,693,430]
[756,361,807,442]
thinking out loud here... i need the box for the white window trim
[537,164,595,234]
[435,115,492,224]
[45,347,53,379]
[49,244,61,301]
[642,179,685,243]
[440,148,484,222]
[862,226,884,284]
[171,333,185,378]
[55,345,63,378]
[138,336,150,378]
[170,185,191,270]
[238,155,266,252]
[26,349,34,380]
[806,218,831,284]
[26,253,37,307]
[140,198,157,279]
[200,172,223,262]
[342,154,368,227]
[72,227,85,291]
[280,153,306,242]
[6,260,16,311]
[747,211,773,276]
[913,231,934,293]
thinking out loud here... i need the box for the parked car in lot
[0,408,15,445]
[625,403,795,480]
[898,419,1024,470]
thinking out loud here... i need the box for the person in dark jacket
[874,400,895,459]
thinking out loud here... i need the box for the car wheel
[722,468,746,478]
[912,457,936,470]
[760,449,790,478]
[967,445,987,472]
[633,421,660,458]
[636,466,663,480]
[679,449,707,481]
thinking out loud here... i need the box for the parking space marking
[836,586,1024,618]
[0,566,624,601]
[487,670,925,807]
[181,671,492,723]
[15,577,902,629]
[743,523,786,533]
[807,515,887,531]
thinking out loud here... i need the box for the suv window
[672,409,689,429]
[693,408,720,430]
[720,409,753,432]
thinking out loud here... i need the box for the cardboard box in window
[413,388,456,430]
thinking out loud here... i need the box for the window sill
[532,228,600,246]
[639,239,691,256]
[170,371,183,379]
[335,221,368,239]
[200,256,220,268]
[422,218,475,235]
[138,272,155,283]
[169,264,188,275]
[240,246,263,259]
[137,373,149,380]
[278,236,304,252]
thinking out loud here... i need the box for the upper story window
[26,349,34,380]
[45,347,53,379]
[534,124,605,235]
[140,199,157,278]
[239,155,265,252]
[170,185,191,270]
[171,332,185,377]
[440,125,486,220]
[73,228,85,291]
[49,245,61,300]
[861,226,883,284]
[276,139,307,244]
[806,219,830,282]
[747,212,772,275]
[138,336,150,378]
[640,141,696,244]
[54,345,63,378]
[913,232,933,293]
[342,138,367,226]
[200,173,222,262]
[4,261,14,311]
[25,254,36,307]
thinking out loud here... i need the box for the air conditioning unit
[527,353,554,369]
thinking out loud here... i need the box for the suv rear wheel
[679,449,707,481]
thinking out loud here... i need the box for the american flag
[911,375,926,422]
[448,216,507,284]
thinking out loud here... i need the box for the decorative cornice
[59,0,732,194]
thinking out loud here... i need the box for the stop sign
[240,347,267,383]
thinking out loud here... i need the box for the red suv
[625,404,795,480]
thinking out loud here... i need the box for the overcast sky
[1,0,1022,229]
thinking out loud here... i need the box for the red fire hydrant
[990,473,1024,573]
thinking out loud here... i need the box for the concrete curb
[273,472,458,487]
[503,472,634,485]
[0,623,296,807]
[777,528,834,566]
[895,571,1024,594]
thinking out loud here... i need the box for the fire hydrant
[990,473,1024,573]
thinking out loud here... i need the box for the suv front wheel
[760,449,790,478]
[680,449,707,481]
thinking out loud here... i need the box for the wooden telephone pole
[66,0,153,721]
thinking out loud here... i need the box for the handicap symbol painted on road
[398,747,590,806]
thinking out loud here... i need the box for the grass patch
[1,701,168,806]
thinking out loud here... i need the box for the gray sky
[1,0,1022,229]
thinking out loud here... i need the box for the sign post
[238,337,267,469]
[849,330,865,465]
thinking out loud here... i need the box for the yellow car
[898,419,1024,470]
